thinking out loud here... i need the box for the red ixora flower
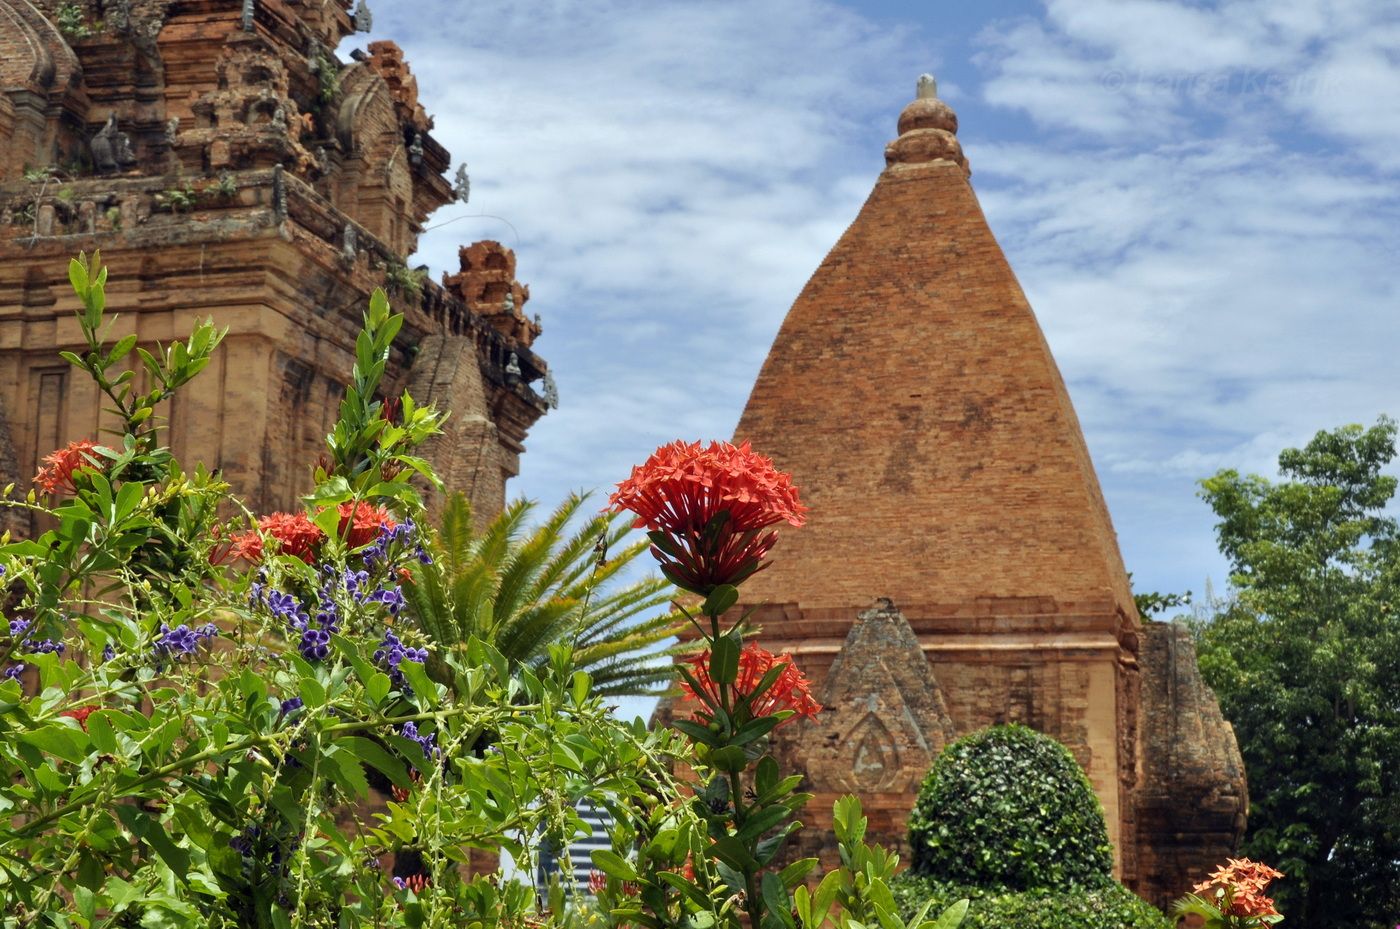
[33,440,104,496]
[337,501,396,549]
[59,704,100,731]
[680,642,821,726]
[1192,857,1285,920]
[608,440,806,594]
[230,512,325,563]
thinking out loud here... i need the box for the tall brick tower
[0,0,552,526]
[728,77,1246,906]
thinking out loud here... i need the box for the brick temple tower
[0,0,553,526]
[725,77,1246,906]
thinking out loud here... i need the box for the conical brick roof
[735,77,1136,620]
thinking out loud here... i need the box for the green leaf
[144,817,192,876]
[298,676,327,710]
[400,660,438,706]
[326,744,371,799]
[709,634,740,686]
[702,584,739,617]
[928,899,969,929]
[591,848,639,882]
[21,725,89,764]
[338,735,412,790]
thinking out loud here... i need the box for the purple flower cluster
[2,664,23,681]
[373,629,427,690]
[261,582,338,662]
[362,518,431,570]
[153,623,218,660]
[400,720,439,759]
[27,638,65,656]
[8,618,29,638]
[280,696,304,716]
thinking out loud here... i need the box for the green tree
[1197,418,1400,928]
[403,492,685,697]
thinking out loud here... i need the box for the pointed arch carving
[332,64,413,253]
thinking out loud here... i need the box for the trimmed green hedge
[907,724,1114,890]
[890,874,1173,929]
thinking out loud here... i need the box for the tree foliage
[403,492,685,697]
[1196,418,1400,928]
[906,724,1114,891]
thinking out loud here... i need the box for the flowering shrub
[597,439,966,929]
[1171,859,1286,928]
[0,255,698,927]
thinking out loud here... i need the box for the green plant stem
[709,607,764,929]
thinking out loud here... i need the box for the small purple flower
[101,643,115,663]
[28,638,65,655]
[366,586,406,616]
[266,591,309,631]
[153,623,218,661]
[2,663,24,681]
[392,876,407,890]
[400,720,439,759]
[299,627,331,662]
[280,696,304,716]
[8,618,30,639]
[374,628,427,690]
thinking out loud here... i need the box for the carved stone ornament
[90,114,137,173]
[453,163,470,204]
[241,0,255,32]
[504,352,522,382]
[408,132,423,166]
[542,371,559,409]
[353,0,373,33]
[341,223,357,263]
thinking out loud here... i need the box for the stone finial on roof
[885,73,967,174]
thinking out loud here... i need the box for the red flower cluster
[230,512,325,563]
[59,704,100,731]
[338,501,396,549]
[33,440,103,496]
[609,440,807,593]
[681,642,821,726]
[1192,858,1284,920]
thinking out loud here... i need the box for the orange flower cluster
[33,440,103,496]
[230,512,325,563]
[681,642,821,726]
[1192,858,1284,920]
[226,502,396,564]
[338,501,396,549]
[609,440,807,593]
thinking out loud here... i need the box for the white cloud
[343,0,1400,610]
[973,0,1400,596]
[351,0,927,510]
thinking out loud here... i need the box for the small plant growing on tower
[156,183,197,213]
[55,2,94,39]
[384,262,427,300]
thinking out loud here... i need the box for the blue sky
[353,0,1400,615]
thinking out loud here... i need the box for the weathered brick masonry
[676,77,1247,908]
[0,0,554,528]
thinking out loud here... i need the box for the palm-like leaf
[406,491,687,697]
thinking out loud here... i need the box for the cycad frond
[406,493,685,697]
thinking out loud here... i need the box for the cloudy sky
[354,0,1400,612]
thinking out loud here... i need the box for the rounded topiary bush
[890,875,1173,929]
[907,723,1114,890]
